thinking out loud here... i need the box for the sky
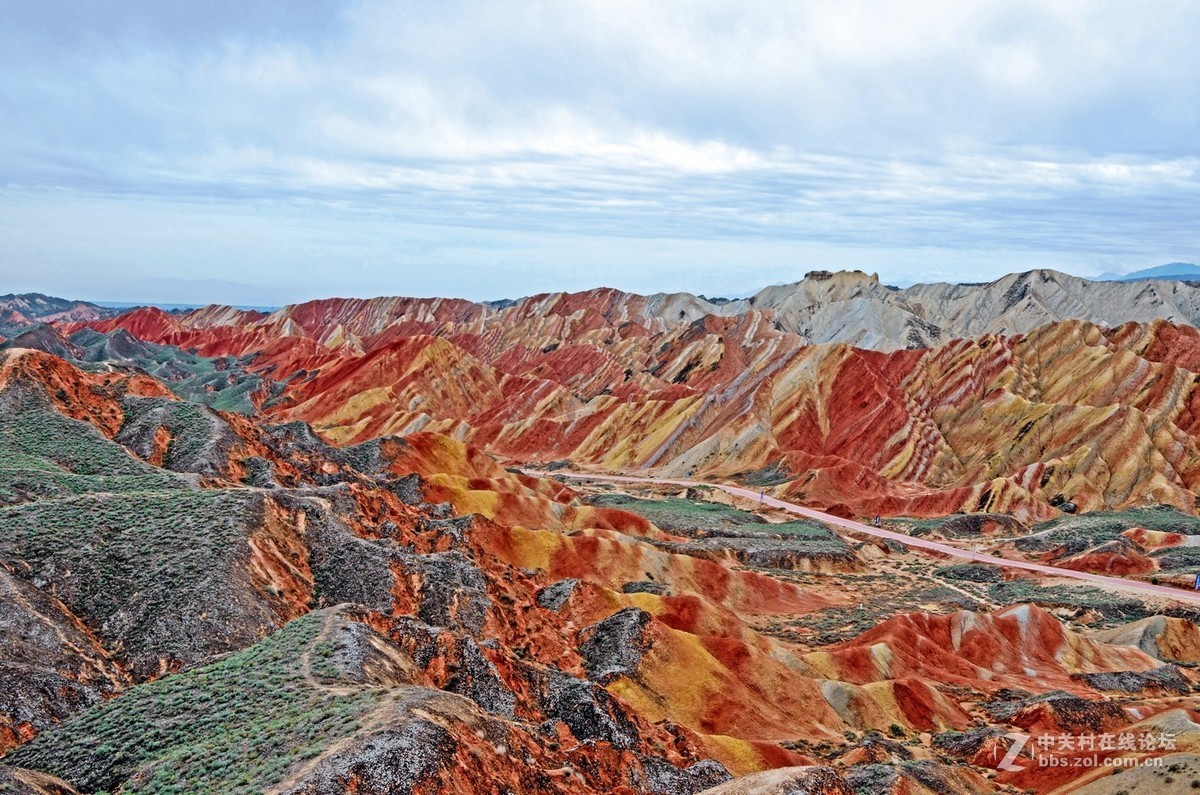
[1,0,1198,306]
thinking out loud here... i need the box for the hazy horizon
[3,260,1193,312]
[2,1,1197,306]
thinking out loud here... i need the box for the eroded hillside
[3,347,1200,793]
[50,271,1200,521]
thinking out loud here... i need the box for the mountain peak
[803,268,880,284]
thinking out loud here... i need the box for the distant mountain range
[0,293,116,333]
[91,266,1200,351]
[0,295,284,338]
[9,265,1193,521]
[4,263,1196,332]
[9,266,1200,351]
[1096,262,1200,282]
[94,300,281,313]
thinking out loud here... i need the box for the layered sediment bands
[7,348,1200,793]
[0,348,173,437]
[68,277,1200,519]
[804,605,1157,691]
[1094,615,1200,664]
[1,352,740,791]
[1055,538,1158,575]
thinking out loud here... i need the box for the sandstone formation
[56,270,1200,521]
[3,347,1199,792]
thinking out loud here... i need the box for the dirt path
[531,470,1200,607]
[268,606,397,794]
[297,604,367,697]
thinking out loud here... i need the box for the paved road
[528,470,1200,607]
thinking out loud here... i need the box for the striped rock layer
[67,275,1200,521]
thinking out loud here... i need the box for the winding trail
[529,470,1200,607]
[298,604,365,697]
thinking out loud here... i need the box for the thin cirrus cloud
[0,0,1197,304]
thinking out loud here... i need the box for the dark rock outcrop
[985,690,1129,733]
[0,325,83,360]
[844,761,980,795]
[278,697,460,795]
[536,578,579,611]
[523,665,641,749]
[655,536,860,572]
[637,757,732,794]
[0,570,126,752]
[1071,665,1190,695]
[0,488,294,680]
[622,580,672,596]
[931,726,1007,759]
[402,551,492,637]
[116,396,242,477]
[384,617,516,718]
[578,608,652,683]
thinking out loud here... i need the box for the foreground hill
[3,347,1200,793]
[57,270,1200,521]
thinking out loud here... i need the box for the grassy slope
[590,492,850,555]
[4,612,378,795]
[0,399,183,502]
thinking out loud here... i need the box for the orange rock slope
[5,348,1200,793]
[354,430,1200,791]
[68,288,1200,521]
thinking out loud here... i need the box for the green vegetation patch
[886,516,952,538]
[117,396,234,476]
[5,612,378,794]
[987,580,1149,622]
[71,328,264,414]
[770,519,846,542]
[736,462,793,487]
[0,489,252,603]
[1151,547,1200,571]
[935,563,1004,583]
[0,488,279,672]
[597,493,852,561]
[1018,507,1200,553]
[588,493,767,532]
[0,394,182,502]
[892,507,1200,549]
[776,571,984,646]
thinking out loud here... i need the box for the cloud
[0,0,1197,302]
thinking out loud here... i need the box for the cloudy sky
[2,1,1198,305]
